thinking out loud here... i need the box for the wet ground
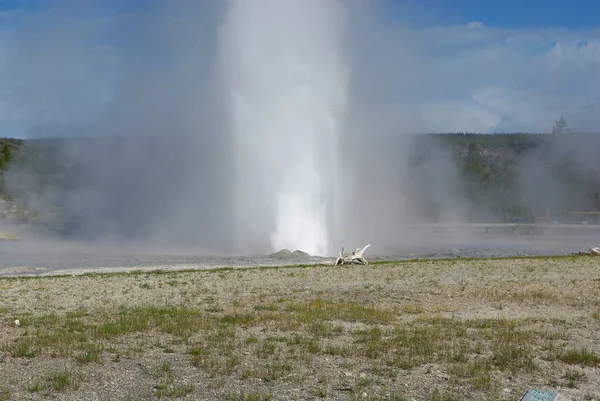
[0,225,598,276]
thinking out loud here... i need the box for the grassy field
[1,256,600,400]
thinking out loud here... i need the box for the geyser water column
[219,0,348,256]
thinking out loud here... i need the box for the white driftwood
[578,247,600,256]
[334,244,371,265]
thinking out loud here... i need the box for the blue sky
[1,1,599,136]
[2,0,599,29]
[407,0,600,29]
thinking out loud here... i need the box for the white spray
[218,0,348,256]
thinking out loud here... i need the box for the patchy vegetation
[1,257,599,400]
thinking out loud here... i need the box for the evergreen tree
[552,116,570,134]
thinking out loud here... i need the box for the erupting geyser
[219,0,348,256]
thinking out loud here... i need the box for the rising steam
[3,1,599,259]
[217,0,348,255]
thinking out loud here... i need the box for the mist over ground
[1,1,599,256]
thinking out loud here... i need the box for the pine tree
[552,116,570,134]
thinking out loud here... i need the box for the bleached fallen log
[577,247,600,256]
[334,244,371,265]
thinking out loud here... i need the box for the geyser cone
[218,0,348,256]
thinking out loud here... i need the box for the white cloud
[465,21,484,29]
[0,4,599,137]
[547,39,600,65]
[348,20,600,133]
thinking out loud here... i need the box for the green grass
[7,342,36,358]
[75,343,103,364]
[563,369,586,389]
[353,316,541,375]
[1,256,597,400]
[0,254,584,282]
[150,361,194,398]
[558,348,600,366]
[4,300,554,390]
[287,299,395,325]
[48,370,77,392]
[324,344,352,357]
[144,361,189,398]
[27,370,79,394]
[0,387,11,401]
[75,350,100,364]
[155,384,194,398]
[2,307,212,358]
[27,381,42,393]
[3,299,551,394]
[401,304,426,314]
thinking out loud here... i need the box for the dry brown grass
[0,256,599,400]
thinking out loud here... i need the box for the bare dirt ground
[1,256,600,400]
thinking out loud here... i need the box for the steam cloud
[217,0,347,255]
[2,1,600,256]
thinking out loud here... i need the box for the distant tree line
[407,131,600,223]
[1,131,599,227]
[0,138,23,197]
